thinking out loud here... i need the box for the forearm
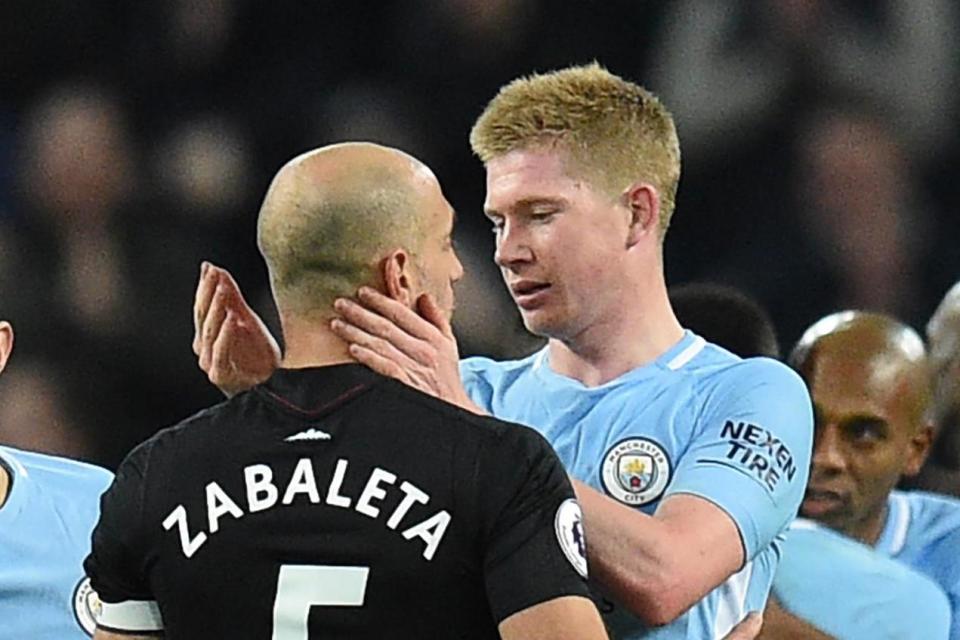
[573,481,728,625]
[758,597,835,640]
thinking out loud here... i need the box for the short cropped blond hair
[470,63,681,236]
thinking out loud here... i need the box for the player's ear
[0,321,13,375]
[381,249,416,308]
[622,182,659,248]
[904,422,935,476]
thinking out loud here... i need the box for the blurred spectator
[726,100,939,344]
[650,0,958,159]
[0,358,91,459]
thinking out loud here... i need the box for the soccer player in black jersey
[84,143,607,639]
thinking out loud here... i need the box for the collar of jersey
[874,490,911,556]
[257,364,381,418]
[0,446,31,524]
[530,330,702,392]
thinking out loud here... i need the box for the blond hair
[470,63,681,236]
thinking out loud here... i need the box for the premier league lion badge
[554,498,589,578]
[600,438,671,506]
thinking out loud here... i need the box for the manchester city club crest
[73,577,101,636]
[600,438,671,506]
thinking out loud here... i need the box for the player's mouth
[510,280,551,310]
[801,488,847,517]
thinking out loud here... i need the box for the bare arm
[573,482,744,625]
[499,596,607,640]
[758,597,835,640]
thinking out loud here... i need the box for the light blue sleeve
[663,358,813,559]
[774,524,951,640]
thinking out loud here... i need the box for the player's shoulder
[383,378,558,463]
[898,490,960,549]
[689,342,803,388]
[115,400,234,471]
[0,445,113,494]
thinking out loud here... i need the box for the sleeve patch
[554,499,589,578]
[714,420,799,493]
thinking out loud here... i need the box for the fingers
[193,262,217,354]
[725,612,762,640]
[355,287,441,340]
[333,297,434,363]
[416,293,454,339]
[347,343,411,383]
[330,318,421,373]
[209,310,239,391]
[198,284,229,373]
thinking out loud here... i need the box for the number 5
[272,564,369,640]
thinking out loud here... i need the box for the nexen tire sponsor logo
[720,421,798,492]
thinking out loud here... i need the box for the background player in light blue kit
[194,65,811,639]
[766,311,960,639]
[0,319,114,638]
[667,285,952,640]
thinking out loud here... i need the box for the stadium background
[0,0,958,468]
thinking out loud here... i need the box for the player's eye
[845,418,887,445]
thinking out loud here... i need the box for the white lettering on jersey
[326,459,352,508]
[283,458,321,505]
[245,464,279,512]
[402,511,451,561]
[206,481,244,533]
[356,468,397,518]
[162,505,208,558]
[163,458,451,561]
[387,481,429,530]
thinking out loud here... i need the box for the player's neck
[546,286,684,387]
[849,502,890,547]
[0,464,8,510]
[279,315,356,369]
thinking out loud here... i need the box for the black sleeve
[479,422,591,623]
[84,439,154,605]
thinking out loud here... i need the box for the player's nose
[811,423,847,475]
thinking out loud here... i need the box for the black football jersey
[85,365,590,638]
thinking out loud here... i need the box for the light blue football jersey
[876,490,960,640]
[461,331,813,639]
[773,519,951,639]
[0,445,113,638]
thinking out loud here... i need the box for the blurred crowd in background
[0,0,958,469]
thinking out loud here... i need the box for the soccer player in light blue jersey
[0,320,114,638]
[195,65,811,640]
[765,311,960,640]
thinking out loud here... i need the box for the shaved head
[792,311,934,542]
[257,142,441,316]
[791,311,931,428]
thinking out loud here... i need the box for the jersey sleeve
[664,358,814,560]
[83,440,165,634]
[478,421,592,623]
[773,523,951,640]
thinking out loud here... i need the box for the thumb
[417,293,452,338]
